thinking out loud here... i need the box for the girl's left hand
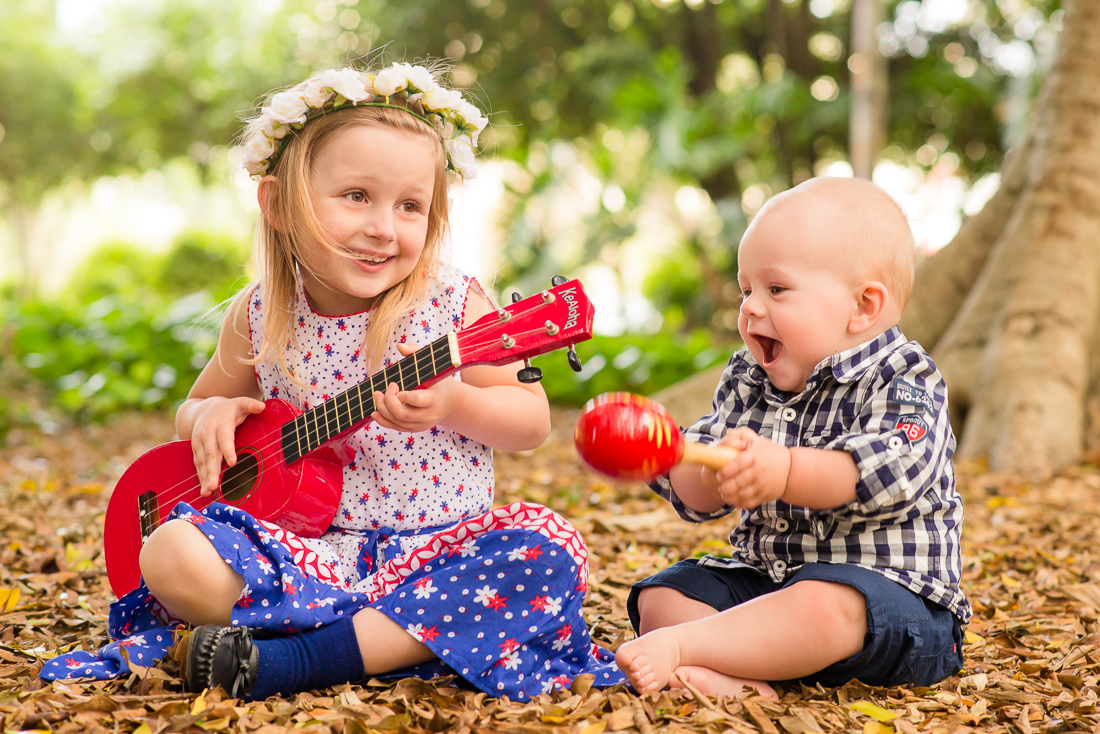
[371,343,460,433]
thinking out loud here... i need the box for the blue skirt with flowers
[40,501,625,699]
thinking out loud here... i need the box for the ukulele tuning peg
[518,358,543,383]
[551,275,567,287]
[511,291,522,303]
[567,345,583,373]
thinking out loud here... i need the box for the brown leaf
[605,705,636,731]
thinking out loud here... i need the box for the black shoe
[184,625,259,699]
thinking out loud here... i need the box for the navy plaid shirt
[650,326,971,623]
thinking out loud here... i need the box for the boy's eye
[769,285,785,295]
[738,289,750,300]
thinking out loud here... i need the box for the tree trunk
[849,0,887,179]
[899,0,1100,474]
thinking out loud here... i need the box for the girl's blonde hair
[240,100,451,380]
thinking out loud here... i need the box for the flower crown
[241,63,488,183]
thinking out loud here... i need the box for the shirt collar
[732,325,908,393]
[825,325,907,383]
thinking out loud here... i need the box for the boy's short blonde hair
[762,177,916,309]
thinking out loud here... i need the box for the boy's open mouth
[755,335,783,366]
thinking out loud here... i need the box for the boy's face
[736,201,860,393]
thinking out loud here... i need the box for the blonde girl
[41,63,624,700]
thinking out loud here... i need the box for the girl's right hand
[189,396,266,496]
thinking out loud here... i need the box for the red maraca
[574,392,740,481]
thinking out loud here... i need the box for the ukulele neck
[280,333,459,464]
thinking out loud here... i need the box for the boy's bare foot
[670,665,779,700]
[615,629,681,694]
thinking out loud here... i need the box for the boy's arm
[670,436,860,513]
[666,461,726,514]
[782,447,858,508]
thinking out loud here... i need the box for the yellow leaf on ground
[579,722,608,734]
[198,716,232,730]
[863,722,895,734]
[850,701,898,722]
[964,630,985,645]
[0,588,20,612]
[65,542,93,572]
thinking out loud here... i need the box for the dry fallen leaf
[4,410,1100,732]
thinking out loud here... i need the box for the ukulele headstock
[455,277,594,370]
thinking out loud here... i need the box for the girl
[40,63,625,699]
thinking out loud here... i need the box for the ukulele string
[143,323,564,519]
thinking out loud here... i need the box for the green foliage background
[0,0,1062,433]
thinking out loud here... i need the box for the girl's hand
[712,427,791,509]
[371,343,460,433]
[189,396,265,496]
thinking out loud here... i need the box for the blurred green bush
[531,330,733,407]
[2,231,732,431]
[2,231,248,426]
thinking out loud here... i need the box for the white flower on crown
[263,90,309,125]
[456,100,489,131]
[372,65,410,97]
[320,68,371,102]
[241,62,486,183]
[260,117,289,141]
[445,135,478,180]
[300,78,331,108]
[420,85,463,114]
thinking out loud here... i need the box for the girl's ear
[257,176,286,232]
[849,280,889,335]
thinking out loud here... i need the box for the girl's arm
[371,288,551,451]
[177,295,265,494]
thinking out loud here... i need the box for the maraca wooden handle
[681,442,740,471]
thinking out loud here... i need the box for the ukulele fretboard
[281,334,457,464]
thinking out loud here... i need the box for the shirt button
[776,519,790,532]
[888,436,904,451]
[781,407,797,422]
[773,559,787,574]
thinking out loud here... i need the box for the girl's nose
[364,206,396,242]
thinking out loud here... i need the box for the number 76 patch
[895,414,929,442]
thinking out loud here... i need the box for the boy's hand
[713,427,791,509]
[190,396,265,496]
[371,343,460,433]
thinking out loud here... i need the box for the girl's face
[300,124,439,315]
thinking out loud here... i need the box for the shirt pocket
[799,428,846,450]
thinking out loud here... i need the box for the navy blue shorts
[627,560,963,688]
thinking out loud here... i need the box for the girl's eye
[401,202,421,213]
[347,191,366,203]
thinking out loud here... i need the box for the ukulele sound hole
[220,450,260,505]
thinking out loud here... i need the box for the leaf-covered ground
[2,409,1099,733]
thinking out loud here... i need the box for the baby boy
[615,177,970,698]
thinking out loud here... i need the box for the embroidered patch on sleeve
[895,414,929,442]
[890,379,934,413]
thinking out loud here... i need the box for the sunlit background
[0,0,1060,425]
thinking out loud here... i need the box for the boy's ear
[257,176,287,232]
[849,280,889,335]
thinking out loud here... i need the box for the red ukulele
[104,278,594,597]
